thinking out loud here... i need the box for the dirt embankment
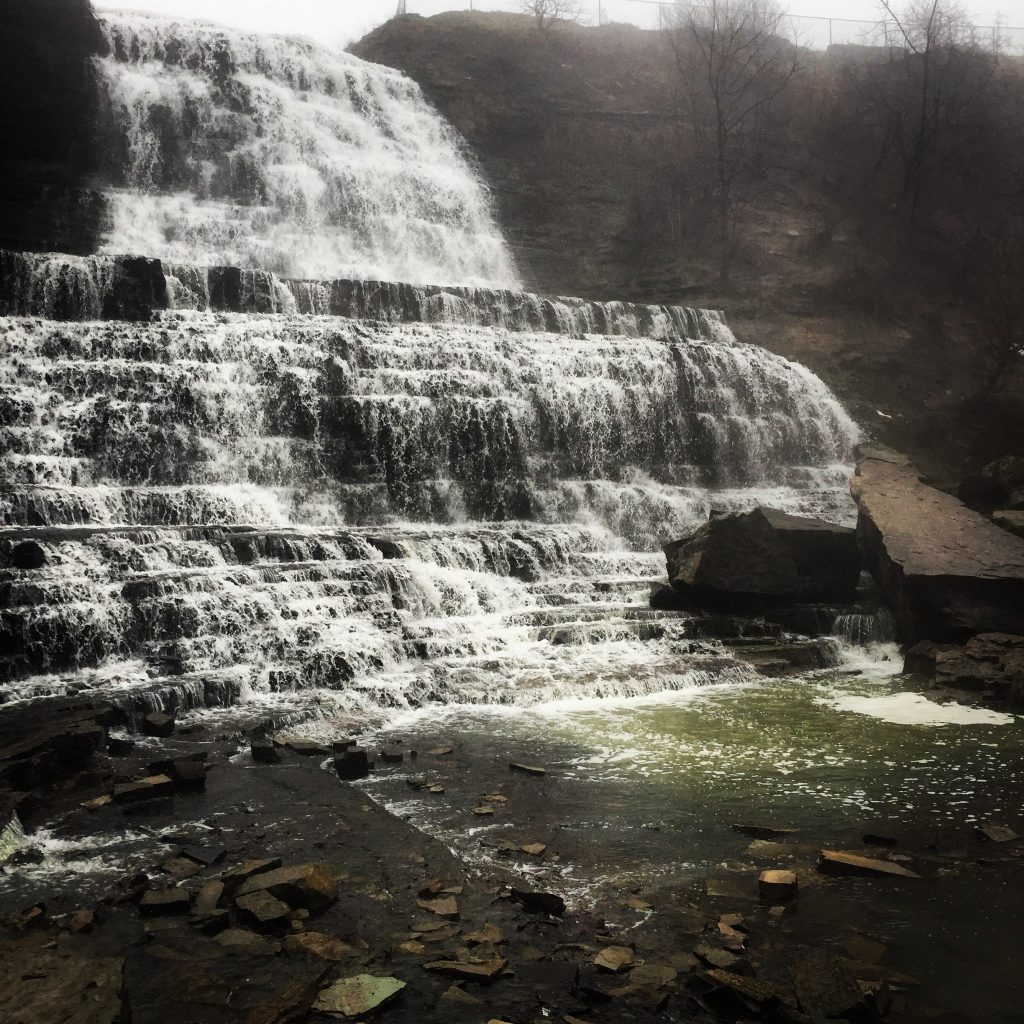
[352,12,1024,490]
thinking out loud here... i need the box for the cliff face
[352,13,680,299]
[0,0,108,254]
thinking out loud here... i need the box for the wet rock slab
[852,444,1024,641]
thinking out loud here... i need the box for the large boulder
[662,507,859,612]
[852,445,1024,642]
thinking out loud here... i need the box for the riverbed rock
[0,946,124,1024]
[852,445,1024,641]
[903,632,1024,703]
[759,869,798,902]
[221,857,282,891]
[818,850,921,878]
[594,945,641,972]
[792,951,869,1020]
[213,928,282,955]
[234,863,336,915]
[334,749,370,780]
[113,774,174,803]
[139,887,191,916]
[902,639,958,676]
[251,740,281,764]
[424,958,508,979]
[993,510,1024,538]
[975,823,1018,843]
[314,974,406,1017]
[141,712,176,738]
[663,507,859,612]
[235,889,292,931]
[733,823,800,840]
[510,887,566,916]
[285,931,358,960]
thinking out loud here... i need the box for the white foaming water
[824,692,1016,727]
[92,12,520,287]
[0,302,859,715]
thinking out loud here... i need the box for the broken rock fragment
[313,974,406,1018]
[818,850,921,879]
[234,863,337,914]
[759,868,798,902]
[594,945,642,972]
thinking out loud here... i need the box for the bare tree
[519,0,584,34]
[875,0,996,227]
[664,0,802,285]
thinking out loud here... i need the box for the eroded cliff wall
[0,0,107,254]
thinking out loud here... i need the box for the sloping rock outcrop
[852,445,1024,642]
[662,507,859,612]
[0,0,107,254]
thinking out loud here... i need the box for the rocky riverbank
[4,681,1024,1024]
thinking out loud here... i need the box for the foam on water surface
[824,691,1016,727]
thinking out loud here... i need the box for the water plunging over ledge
[0,249,859,722]
[91,10,520,288]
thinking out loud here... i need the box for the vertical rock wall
[0,0,108,254]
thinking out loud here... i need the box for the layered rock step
[852,445,1024,641]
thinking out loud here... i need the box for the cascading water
[0,299,858,723]
[0,11,861,732]
[91,11,520,288]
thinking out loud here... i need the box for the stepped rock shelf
[0,248,858,763]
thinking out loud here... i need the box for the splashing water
[92,11,520,287]
[0,302,858,715]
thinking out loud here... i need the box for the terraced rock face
[0,281,858,727]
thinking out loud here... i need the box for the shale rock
[285,932,358,960]
[313,974,406,1018]
[908,633,1024,703]
[663,507,859,611]
[234,863,337,915]
[993,510,1024,538]
[510,887,566,916]
[142,712,176,738]
[235,889,292,931]
[334,749,370,780]
[113,774,174,803]
[818,850,920,879]
[139,887,191,916]
[852,445,1024,640]
[758,869,798,902]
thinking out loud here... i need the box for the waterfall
[0,12,863,727]
[0,299,858,714]
[91,11,520,289]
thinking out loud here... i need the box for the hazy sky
[93,0,1024,48]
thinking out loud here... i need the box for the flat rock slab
[818,849,921,879]
[423,958,508,979]
[234,863,336,914]
[313,974,406,1018]
[852,445,1024,639]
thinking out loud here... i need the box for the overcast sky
[93,0,1024,49]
